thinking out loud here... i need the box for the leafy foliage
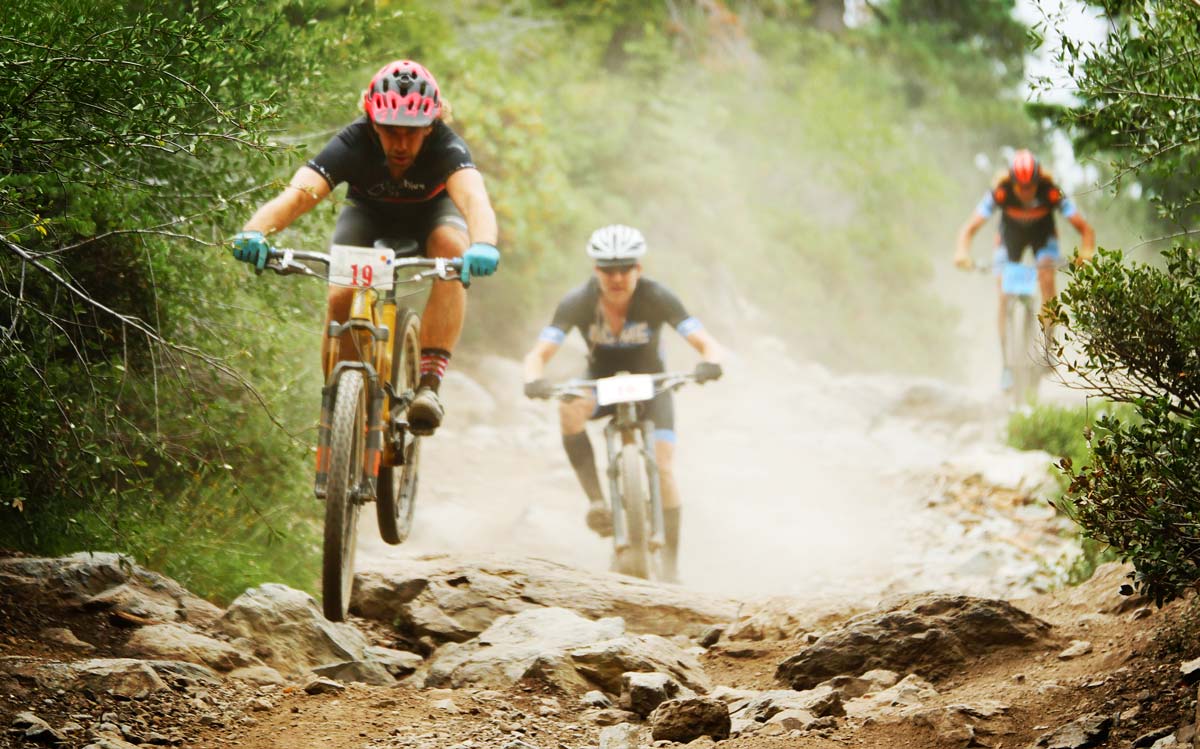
[0,0,333,600]
[1048,247,1200,603]
[1036,1,1200,231]
[1007,400,1132,471]
[1044,1,1200,604]
[1057,400,1200,606]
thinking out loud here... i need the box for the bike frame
[315,285,390,504]
[554,372,692,553]
[267,248,459,502]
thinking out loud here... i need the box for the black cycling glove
[694,361,723,383]
[524,378,554,399]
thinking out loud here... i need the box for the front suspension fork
[604,419,666,551]
[313,360,385,502]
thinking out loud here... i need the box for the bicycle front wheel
[1006,296,1040,406]
[323,369,367,622]
[378,308,421,545]
[614,444,652,579]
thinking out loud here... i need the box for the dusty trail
[358,333,1080,604]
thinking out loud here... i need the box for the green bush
[1043,246,1200,604]
[1007,401,1133,470]
[0,0,332,601]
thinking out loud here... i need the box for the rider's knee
[426,225,468,258]
[558,399,592,431]
[326,286,354,319]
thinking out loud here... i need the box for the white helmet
[586,224,646,267]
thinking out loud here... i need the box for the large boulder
[0,657,197,699]
[0,553,221,626]
[649,697,731,742]
[425,607,624,690]
[734,686,844,723]
[776,594,1052,690]
[843,674,939,719]
[569,635,712,695]
[352,554,738,643]
[620,672,684,717]
[124,623,260,672]
[216,584,368,676]
[311,660,395,686]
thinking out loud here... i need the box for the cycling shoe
[586,499,613,537]
[407,386,444,436]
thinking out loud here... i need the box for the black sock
[562,432,604,504]
[664,506,681,553]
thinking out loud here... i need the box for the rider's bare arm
[523,339,559,381]
[243,166,331,235]
[446,168,499,247]
[1067,213,1096,262]
[954,213,988,268]
[685,329,723,363]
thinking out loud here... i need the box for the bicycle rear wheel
[614,444,652,579]
[322,370,366,622]
[377,309,421,545]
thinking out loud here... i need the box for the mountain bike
[540,372,697,580]
[265,241,462,621]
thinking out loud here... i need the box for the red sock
[420,348,451,391]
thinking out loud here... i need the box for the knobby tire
[614,444,652,579]
[322,370,366,622]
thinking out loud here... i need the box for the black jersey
[540,278,703,375]
[306,117,475,207]
[975,174,1079,255]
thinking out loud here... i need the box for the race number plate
[595,374,655,406]
[329,244,395,291]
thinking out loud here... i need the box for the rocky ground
[3,550,1200,749]
[5,359,1198,749]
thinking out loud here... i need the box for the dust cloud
[357,44,1106,603]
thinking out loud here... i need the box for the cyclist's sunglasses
[596,263,638,275]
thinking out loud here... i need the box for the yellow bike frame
[314,286,401,498]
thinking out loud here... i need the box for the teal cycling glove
[461,242,500,287]
[231,231,271,271]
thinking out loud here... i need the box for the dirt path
[183,568,1193,749]
[360,346,1076,603]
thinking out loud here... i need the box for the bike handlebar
[540,372,699,401]
[956,258,1072,274]
[265,247,464,284]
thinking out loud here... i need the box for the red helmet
[362,60,442,127]
[1009,149,1040,186]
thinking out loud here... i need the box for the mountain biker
[230,60,500,435]
[521,224,724,582]
[953,149,1095,389]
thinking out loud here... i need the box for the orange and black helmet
[1009,149,1040,186]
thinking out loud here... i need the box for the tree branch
[0,235,299,438]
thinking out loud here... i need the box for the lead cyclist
[521,225,724,583]
[953,149,1096,390]
[229,60,500,436]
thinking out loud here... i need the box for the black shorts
[332,195,467,255]
[998,220,1056,263]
